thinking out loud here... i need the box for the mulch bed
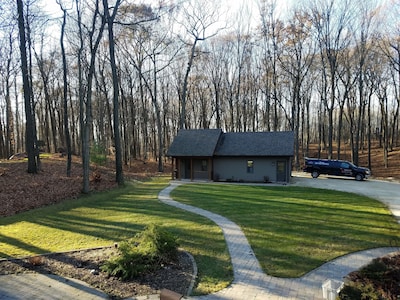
[0,246,195,299]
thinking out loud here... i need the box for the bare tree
[75,0,106,193]
[103,0,123,185]
[57,0,72,176]
[258,0,283,132]
[176,0,225,129]
[16,0,37,173]
[279,10,314,168]
[348,1,379,165]
[311,0,352,159]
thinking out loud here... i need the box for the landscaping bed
[340,253,400,300]
[0,246,194,299]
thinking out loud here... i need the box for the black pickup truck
[303,158,371,181]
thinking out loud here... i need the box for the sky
[41,0,293,24]
[39,0,295,46]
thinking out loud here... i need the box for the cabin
[166,129,294,183]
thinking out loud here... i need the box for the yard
[171,183,400,277]
[0,176,231,295]
[1,158,400,296]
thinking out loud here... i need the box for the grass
[171,183,400,278]
[2,178,399,293]
[0,177,231,295]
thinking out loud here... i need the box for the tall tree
[280,10,314,168]
[176,0,224,129]
[76,0,106,193]
[258,0,282,131]
[311,0,352,159]
[16,0,37,173]
[57,0,72,176]
[103,0,123,185]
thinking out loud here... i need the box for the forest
[0,0,399,190]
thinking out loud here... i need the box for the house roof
[166,129,223,157]
[214,131,294,156]
[167,129,294,157]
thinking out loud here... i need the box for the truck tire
[312,170,319,178]
[355,173,364,181]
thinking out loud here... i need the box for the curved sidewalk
[159,181,399,300]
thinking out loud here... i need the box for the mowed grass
[0,177,231,295]
[171,183,400,278]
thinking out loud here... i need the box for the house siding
[168,129,294,183]
[214,157,291,182]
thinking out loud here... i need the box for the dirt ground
[0,154,172,217]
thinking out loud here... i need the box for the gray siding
[214,157,291,182]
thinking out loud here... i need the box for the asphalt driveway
[292,172,400,223]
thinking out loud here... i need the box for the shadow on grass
[172,183,400,277]
[0,233,48,256]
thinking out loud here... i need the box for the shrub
[339,258,390,300]
[339,282,382,300]
[101,224,179,280]
[90,142,107,166]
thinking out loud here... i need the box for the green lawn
[0,177,231,295]
[171,183,400,277]
[2,179,399,293]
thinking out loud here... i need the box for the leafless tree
[311,0,352,159]
[175,0,225,129]
[16,0,37,173]
[103,0,123,185]
[57,0,72,176]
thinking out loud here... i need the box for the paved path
[0,176,399,299]
[159,179,399,300]
[0,273,109,300]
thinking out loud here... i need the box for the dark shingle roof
[166,129,294,157]
[166,129,223,157]
[214,131,294,156]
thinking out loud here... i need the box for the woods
[0,0,399,188]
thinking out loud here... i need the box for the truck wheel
[355,173,364,181]
[312,171,319,178]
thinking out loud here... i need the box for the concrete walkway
[0,176,399,299]
[159,180,399,300]
[0,273,110,300]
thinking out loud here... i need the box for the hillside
[0,155,171,217]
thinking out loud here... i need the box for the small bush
[101,224,179,280]
[359,258,388,280]
[339,282,382,300]
[90,142,107,166]
[339,258,390,300]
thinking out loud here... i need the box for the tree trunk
[17,0,37,173]
[59,4,72,176]
[180,40,198,129]
[103,0,123,185]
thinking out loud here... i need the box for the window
[340,162,349,169]
[247,160,254,173]
[201,159,208,171]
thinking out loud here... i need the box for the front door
[276,160,287,182]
